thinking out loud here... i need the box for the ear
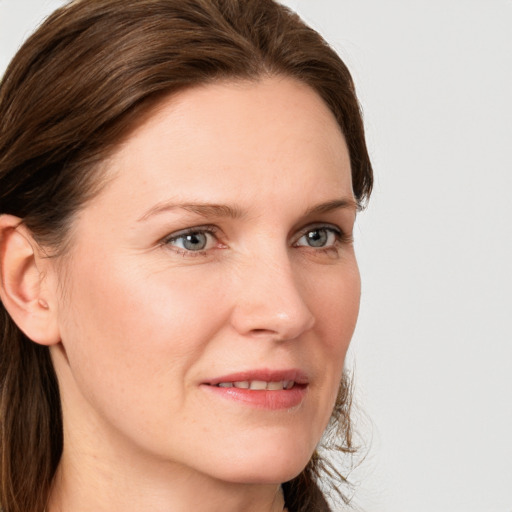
[0,214,61,345]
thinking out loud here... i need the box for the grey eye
[169,231,213,251]
[182,233,207,250]
[296,228,337,248]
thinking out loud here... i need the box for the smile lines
[215,380,295,390]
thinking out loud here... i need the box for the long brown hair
[0,1,373,511]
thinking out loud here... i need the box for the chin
[205,443,314,485]
[217,465,307,486]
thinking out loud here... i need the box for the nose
[229,253,315,341]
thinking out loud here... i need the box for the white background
[1,1,511,511]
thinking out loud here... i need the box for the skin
[42,76,361,512]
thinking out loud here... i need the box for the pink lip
[204,368,309,386]
[201,368,309,410]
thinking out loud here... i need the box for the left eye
[166,230,216,252]
[295,227,340,248]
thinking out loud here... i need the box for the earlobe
[0,214,61,346]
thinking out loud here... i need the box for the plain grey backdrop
[1,1,511,511]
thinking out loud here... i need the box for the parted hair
[0,1,373,511]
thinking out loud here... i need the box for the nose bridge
[230,244,315,340]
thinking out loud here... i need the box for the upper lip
[203,368,309,386]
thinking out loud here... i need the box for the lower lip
[202,384,308,410]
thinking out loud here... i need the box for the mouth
[202,369,309,410]
[215,380,296,390]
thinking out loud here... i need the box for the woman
[0,1,373,511]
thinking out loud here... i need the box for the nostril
[248,328,280,338]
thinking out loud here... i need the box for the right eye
[163,226,221,256]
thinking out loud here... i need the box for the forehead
[92,76,353,216]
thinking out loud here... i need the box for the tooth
[267,381,284,390]
[218,382,233,388]
[249,380,268,390]
[234,381,249,389]
[285,381,295,390]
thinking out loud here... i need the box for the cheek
[309,257,361,348]
[62,250,225,345]
[309,259,360,411]
[56,251,229,414]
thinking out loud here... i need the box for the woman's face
[51,76,360,484]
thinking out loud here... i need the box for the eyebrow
[137,197,358,222]
[303,198,359,216]
[138,202,245,222]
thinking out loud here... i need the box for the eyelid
[162,224,220,243]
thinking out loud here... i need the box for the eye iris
[183,232,207,250]
[307,229,328,247]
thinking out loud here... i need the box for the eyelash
[161,223,352,258]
